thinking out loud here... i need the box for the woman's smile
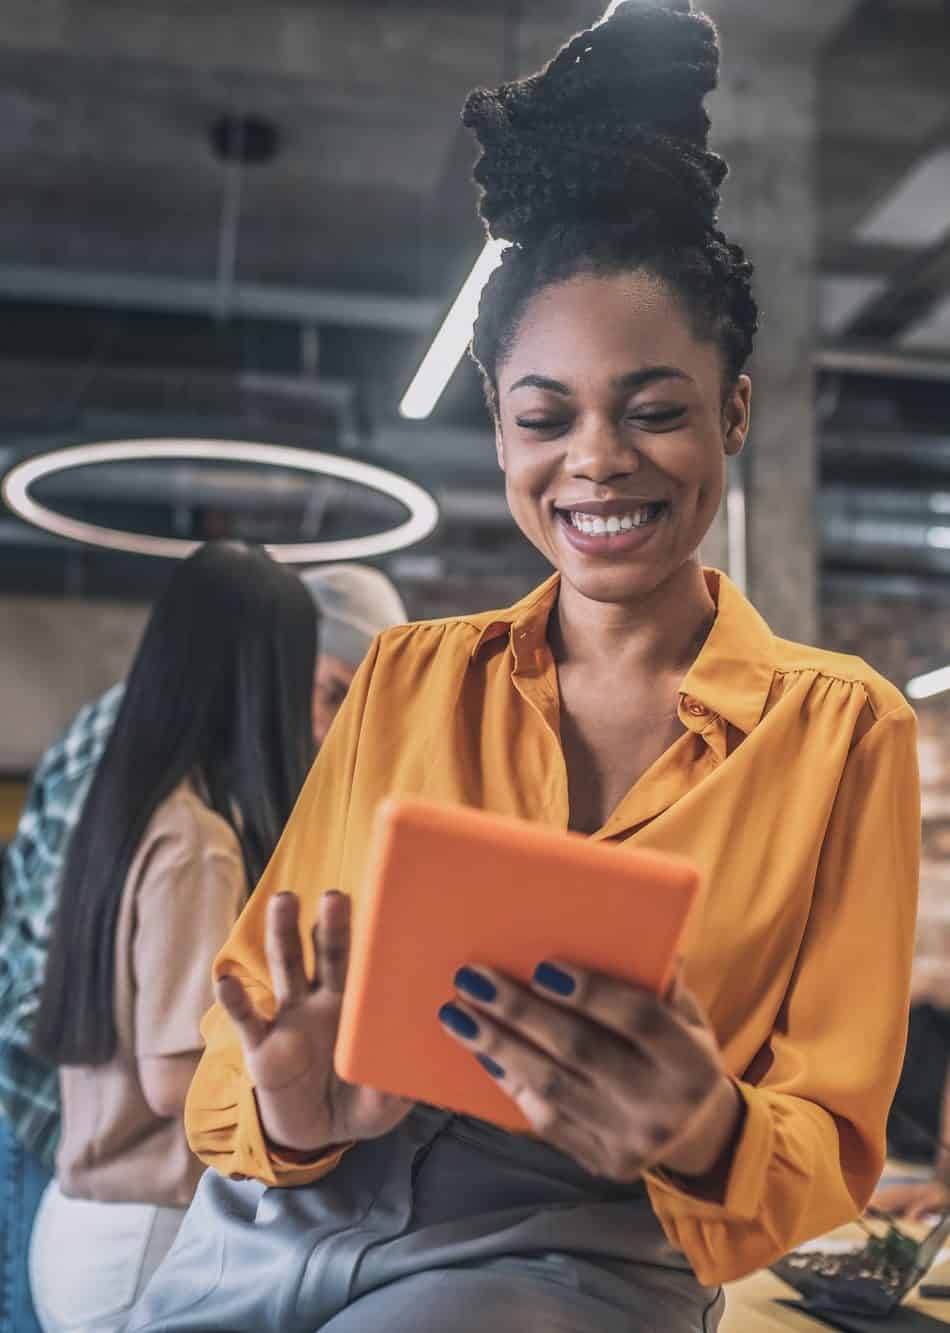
[494,271,750,609]
[556,500,671,558]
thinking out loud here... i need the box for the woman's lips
[556,502,669,557]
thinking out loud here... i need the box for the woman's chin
[557,558,670,606]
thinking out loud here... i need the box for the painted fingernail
[438,1003,480,1040]
[477,1055,505,1079]
[454,967,497,1003]
[533,962,576,996]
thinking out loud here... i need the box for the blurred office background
[0,0,949,961]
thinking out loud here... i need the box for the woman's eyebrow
[613,366,693,391]
[509,374,571,395]
[508,366,693,396]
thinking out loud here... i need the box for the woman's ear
[495,422,506,472]
[723,375,752,457]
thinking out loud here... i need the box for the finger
[440,999,609,1126]
[531,961,700,1058]
[216,974,271,1050]
[455,965,646,1087]
[515,1091,613,1178]
[502,1076,632,1180]
[266,893,311,1005]
[909,1193,948,1222]
[316,890,350,996]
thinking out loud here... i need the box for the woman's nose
[564,422,640,485]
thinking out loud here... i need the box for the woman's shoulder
[770,634,911,725]
[370,578,557,671]
[137,782,243,874]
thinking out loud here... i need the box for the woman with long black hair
[28,541,317,1333]
[130,5,918,1330]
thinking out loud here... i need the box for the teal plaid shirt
[0,684,123,1164]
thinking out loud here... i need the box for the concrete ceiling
[0,0,949,595]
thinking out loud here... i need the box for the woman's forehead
[500,272,715,389]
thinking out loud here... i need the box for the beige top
[58,781,246,1206]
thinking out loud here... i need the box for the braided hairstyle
[466,0,758,415]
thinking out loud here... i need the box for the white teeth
[568,505,664,536]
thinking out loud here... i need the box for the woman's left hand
[439,961,742,1184]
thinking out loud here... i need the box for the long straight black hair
[33,541,317,1067]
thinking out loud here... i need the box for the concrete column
[700,2,855,644]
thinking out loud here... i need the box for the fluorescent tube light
[399,240,506,420]
[907,665,950,701]
[399,0,628,421]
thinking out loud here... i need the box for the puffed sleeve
[134,842,246,1058]
[184,638,382,1186]
[645,703,920,1284]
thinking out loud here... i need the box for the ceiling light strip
[398,1,625,421]
[399,240,506,420]
[906,665,950,702]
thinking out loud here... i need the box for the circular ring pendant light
[1,439,439,563]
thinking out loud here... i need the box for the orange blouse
[185,570,920,1285]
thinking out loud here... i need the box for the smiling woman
[490,274,750,612]
[128,4,919,1332]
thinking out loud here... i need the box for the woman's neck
[551,559,717,680]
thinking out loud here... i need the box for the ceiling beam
[817,341,950,382]
[0,264,441,333]
[841,229,950,341]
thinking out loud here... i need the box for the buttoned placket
[508,622,571,829]
[592,696,728,843]
[679,695,728,764]
[504,616,730,841]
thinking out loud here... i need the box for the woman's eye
[629,407,686,427]
[516,418,565,432]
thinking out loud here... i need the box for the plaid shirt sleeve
[0,684,123,1163]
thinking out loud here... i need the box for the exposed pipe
[817,344,950,383]
[0,264,441,333]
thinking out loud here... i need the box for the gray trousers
[126,1106,725,1332]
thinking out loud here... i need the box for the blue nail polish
[454,967,497,1003]
[438,1003,480,1040]
[534,962,576,996]
[477,1055,505,1079]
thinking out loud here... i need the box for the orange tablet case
[334,798,700,1132]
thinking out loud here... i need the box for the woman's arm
[133,830,247,1110]
[139,1052,201,1118]
[184,637,406,1186]
[641,704,920,1283]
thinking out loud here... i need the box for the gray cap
[301,563,408,667]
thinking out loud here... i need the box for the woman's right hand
[216,890,412,1156]
[870,1179,950,1222]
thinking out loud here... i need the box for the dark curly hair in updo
[466,0,758,414]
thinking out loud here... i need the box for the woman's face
[494,270,751,607]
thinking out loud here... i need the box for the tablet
[334,797,700,1132]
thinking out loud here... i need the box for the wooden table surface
[722,1222,950,1330]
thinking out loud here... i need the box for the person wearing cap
[302,565,408,746]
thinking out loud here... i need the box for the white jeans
[29,1181,185,1333]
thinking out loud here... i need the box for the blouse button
[685,699,708,717]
